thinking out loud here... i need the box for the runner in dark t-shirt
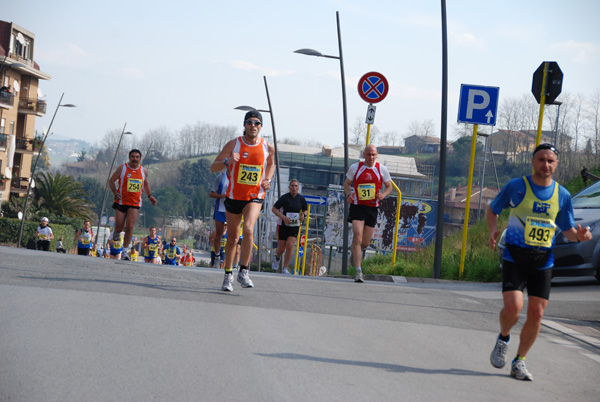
[271,179,308,274]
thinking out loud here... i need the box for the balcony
[10,176,30,195]
[18,97,47,116]
[14,137,43,154]
[0,91,15,109]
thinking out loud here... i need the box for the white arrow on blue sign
[457,84,500,126]
[304,195,327,205]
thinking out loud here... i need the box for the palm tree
[34,172,96,221]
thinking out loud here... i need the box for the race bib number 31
[357,183,376,201]
[127,178,143,192]
[238,164,262,185]
[525,217,555,248]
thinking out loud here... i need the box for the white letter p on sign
[466,89,490,119]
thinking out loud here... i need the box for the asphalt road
[1,246,599,402]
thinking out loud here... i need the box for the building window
[9,121,14,135]
[12,32,31,61]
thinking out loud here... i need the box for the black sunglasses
[245,120,262,126]
[533,143,558,156]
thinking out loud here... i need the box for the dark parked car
[497,180,600,281]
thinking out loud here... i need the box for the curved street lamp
[94,123,133,245]
[294,11,350,275]
[17,92,76,247]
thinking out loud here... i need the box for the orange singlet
[226,136,269,201]
[115,163,146,207]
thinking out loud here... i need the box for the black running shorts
[502,260,553,300]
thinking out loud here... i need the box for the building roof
[444,185,499,209]
[0,20,50,80]
[404,135,441,144]
[277,143,427,180]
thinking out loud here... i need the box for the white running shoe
[282,268,291,275]
[490,338,509,368]
[354,270,364,283]
[221,273,233,292]
[272,257,280,272]
[237,269,254,288]
[213,258,221,269]
[121,249,129,260]
[510,359,533,381]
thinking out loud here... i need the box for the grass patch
[359,214,506,282]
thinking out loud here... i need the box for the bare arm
[486,206,500,250]
[271,205,291,225]
[143,168,157,205]
[209,191,226,199]
[108,164,124,201]
[378,180,394,200]
[261,143,275,190]
[561,225,593,243]
[343,178,354,203]
[211,140,237,173]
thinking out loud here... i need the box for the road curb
[543,319,600,349]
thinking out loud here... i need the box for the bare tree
[97,128,133,166]
[140,126,173,162]
[351,116,365,144]
[421,119,436,137]
[380,130,400,146]
[587,89,600,158]
[177,124,196,159]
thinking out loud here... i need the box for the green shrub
[0,217,77,250]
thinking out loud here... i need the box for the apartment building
[0,20,51,204]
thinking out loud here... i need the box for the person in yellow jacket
[129,246,139,262]
[90,244,98,257]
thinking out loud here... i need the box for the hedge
[0,217,77,250]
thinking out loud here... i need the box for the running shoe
[213,259,221,269]
[121,249,129,260]
[272,257,280,272]
[354,270,364,283]
[237,268,254,288]
[490,337,509,368]
[221,273,233,292]
[510,359,533,381]
[282,268,291,275]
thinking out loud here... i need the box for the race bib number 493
[525,217,555,248]
[237,164,262,185]
[127,178,143,192]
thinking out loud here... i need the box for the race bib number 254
[127,178,143,192]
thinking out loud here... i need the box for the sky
[3,0,600,149]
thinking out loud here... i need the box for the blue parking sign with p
[457,84,499,126]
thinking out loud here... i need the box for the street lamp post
[552,101,563,146]
[17,93,76,247]
[94,123,133,244]
[294,10,350,275]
